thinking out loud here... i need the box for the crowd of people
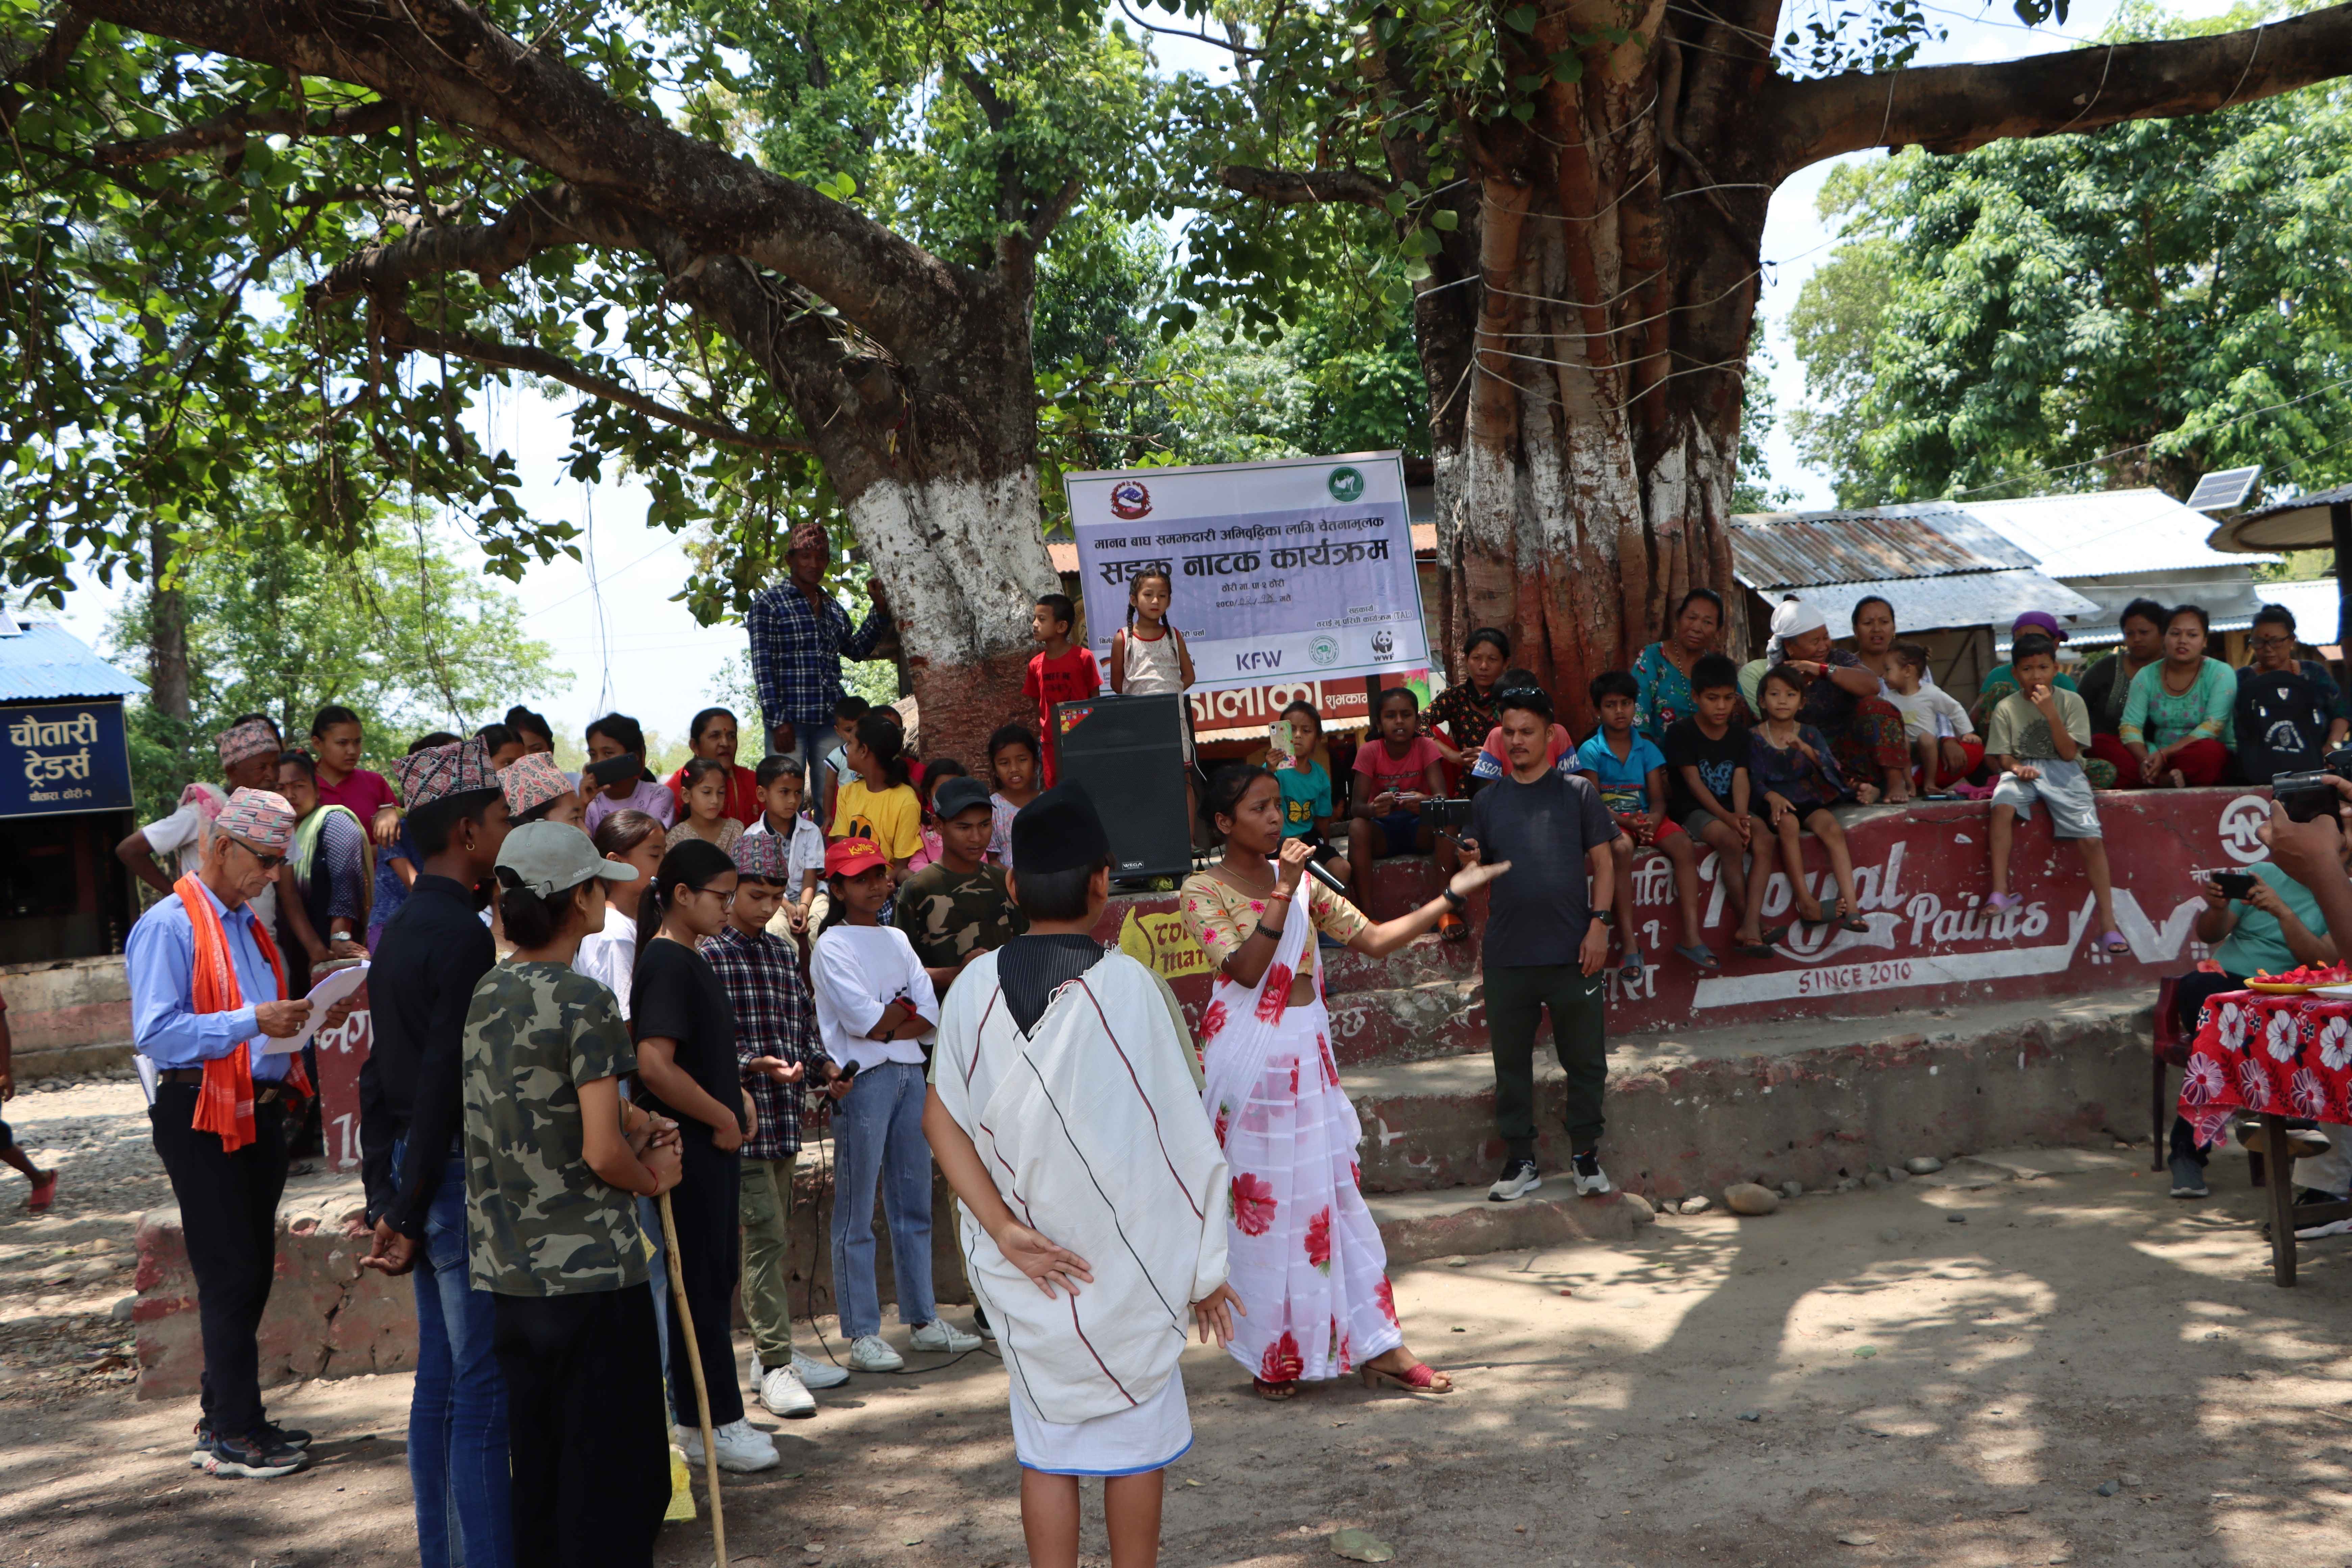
[85,519,2352,1568]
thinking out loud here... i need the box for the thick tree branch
[371,304,810,452]
[308,184,598,303]
[1216,164,1398,206]
[1774,2,2352,170]
[93,97,403,165]
[76,0,979,366]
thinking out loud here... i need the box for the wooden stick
[659,1192,726,1566]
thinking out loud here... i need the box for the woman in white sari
[1179,765,1507,1399]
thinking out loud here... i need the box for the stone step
[1341,989,2153,1206]
[1367,1178,1651,1264]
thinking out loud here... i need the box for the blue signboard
[1,701,133,819]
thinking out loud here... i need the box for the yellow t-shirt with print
[830,779,924,862]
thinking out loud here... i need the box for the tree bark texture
[77,0,1064,738]
[146,515,190,730]
[1229,2,2352,729]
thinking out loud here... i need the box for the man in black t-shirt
[1662,653,1754,933]
[1463,686,1620,1204]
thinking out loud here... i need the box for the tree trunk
[146,515,192,748]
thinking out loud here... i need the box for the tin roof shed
[0,608,146,702]
[1728,508,2099,633]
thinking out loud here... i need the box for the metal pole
[2330,499,2352,657]
[659,1192,726,1566]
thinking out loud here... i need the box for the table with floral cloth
[2179,989,2352,1284]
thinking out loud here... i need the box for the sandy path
[4,1081,2349,1567]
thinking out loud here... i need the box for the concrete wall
[1,954,132,1075]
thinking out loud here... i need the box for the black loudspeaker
[1052,692,1192,878]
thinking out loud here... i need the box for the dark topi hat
[1010,783,1112,876]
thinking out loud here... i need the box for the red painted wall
[1093,785,2274,1032]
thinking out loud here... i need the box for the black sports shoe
[2169,1155,2210,1199]
[205,1430,308,1479]
[189,1417,214,1468]
[1489,1158,1541,1202]
[256,1420,313,1451]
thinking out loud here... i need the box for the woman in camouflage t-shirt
[462,822,680,1567]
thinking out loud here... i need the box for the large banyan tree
[1172,0,2352,718]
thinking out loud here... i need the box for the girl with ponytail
[626,836,781,1470]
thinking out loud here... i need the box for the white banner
[1064,452,1428,693]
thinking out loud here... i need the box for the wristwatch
[1591,909,1615,928]
[1441,887,1467,912]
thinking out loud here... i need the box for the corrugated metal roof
[1951,488,2275,579]
[1729,513,2009,587]
[0,618,146,701]
[1770,569,2100,637]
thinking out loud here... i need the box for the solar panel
[2185,465,2262,513]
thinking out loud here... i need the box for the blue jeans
[399,1142,514,1568]
[827,1061,936,1339]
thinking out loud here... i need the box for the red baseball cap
[824,836,889,878]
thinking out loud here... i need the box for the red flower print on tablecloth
[2182,1055,2227,1106]
[2291,1067,2332,1120]
[1374,1275,1398,1325]
[1319,1033,1339,1087]
[2217,1002,2248,1052]
[1258,1331,1303,1384]
[2237,1057,2273,1109]
[1257,964,1293,1024]
[1199,999,1228,1044]
[1231,1173,1277,1236]
[1305,1207,1333,1271]
[1214,1103,1231,1149]
[2320,1017,2352,1072]
[2188,1105,2233,1149]
[2265,1010,2300,1063]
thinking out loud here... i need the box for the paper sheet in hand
[259,962,369,1055]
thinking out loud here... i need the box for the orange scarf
[174,874,299,1152]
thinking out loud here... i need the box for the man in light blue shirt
[127,787,332,1480]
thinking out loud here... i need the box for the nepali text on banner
[1064,452,1430,694]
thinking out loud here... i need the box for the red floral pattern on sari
[1214,1104,1231,1149]
[1305,1207,1333,1270]
[1318,1032,1339,1087]
[1258,1331,1303,1384]
[1198,999,1228,1043]
[1231,1173,1277,1236]
[1374,1276,1398,1325]
[1256,964,1292,1023]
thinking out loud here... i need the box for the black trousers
[1484,962,1610,1162]
[148,1084,289,1438]
[663,1146,745,1428]
[493,1288,669,1568]
[2170,971,2248,1165]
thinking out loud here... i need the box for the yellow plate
[2246,981,2319,995]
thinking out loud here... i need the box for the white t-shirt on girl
[812,923,938,1071]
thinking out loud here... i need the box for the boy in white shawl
[926,786,1238,1568]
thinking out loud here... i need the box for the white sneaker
[1572,1152,1613,1196]
[759,1365,817,1419]
[679,1418,780,1473]
[792,1351,850,1391]
[848,1334,905,1372]
[909,1319,983,1354]
[1489,1158,1541,1202]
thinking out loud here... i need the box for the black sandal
[1732,924,1789,959]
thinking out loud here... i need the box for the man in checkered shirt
[706,833,846,1416]
[746,522,891,787]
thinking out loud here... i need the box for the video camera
[2271,747,2352,824]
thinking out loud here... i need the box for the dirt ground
[6,1078,2352,1568]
